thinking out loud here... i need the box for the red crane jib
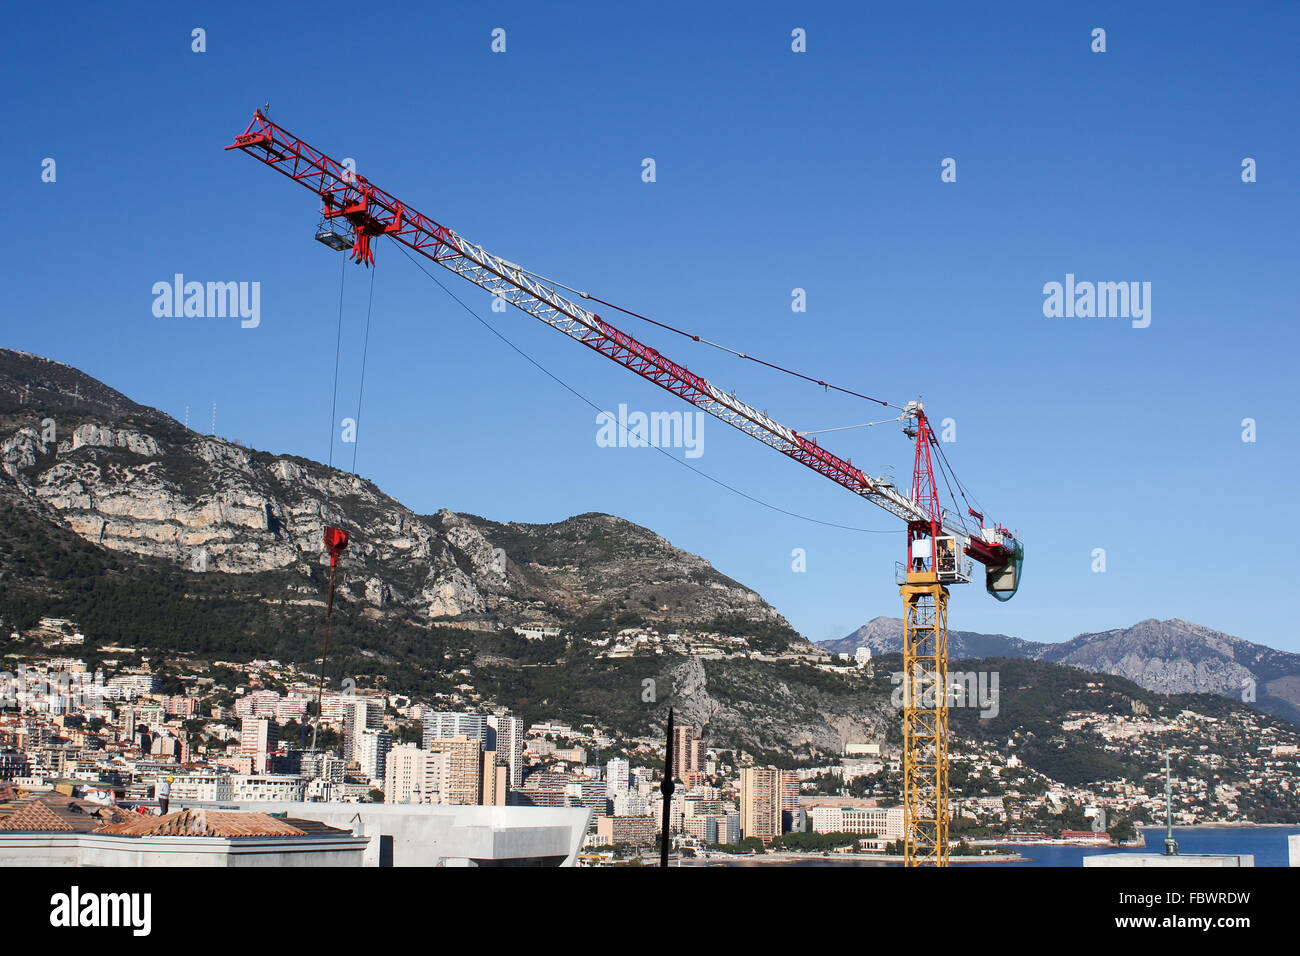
[227,111,1019,582]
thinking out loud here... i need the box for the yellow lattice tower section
[901,570,950,867]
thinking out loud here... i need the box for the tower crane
[226,111,1023,866]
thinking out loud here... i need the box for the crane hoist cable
[224,109,1020,573]
[352,261,378,474]
[504,259,903,411]
[390,241,902,535]
[311,252,378,749]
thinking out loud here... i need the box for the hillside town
[3,614,1299,865]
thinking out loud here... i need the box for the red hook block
[324,526,349,567]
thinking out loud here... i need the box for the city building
[385,745,443,805]
[809,805,905,839]
[239,718,279,774]
[672,725,706,780]
[354,728,392,783]
[486,714,523,789]
[424,737,483,805]
[482,753,508,807]
[424,713,488,750]
[229,774,306,802]
[170,773,235,803]
[606,758,630,797]
[740,767,781,843]
[341,699,383,764]
[595,815,658,847]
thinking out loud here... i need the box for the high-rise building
[423,712,487,750]
[612,792,653,817]
[239,718,279,774]
[683,813,740,845]
[595,816,658,847]
[740,767,781,843]
[486,714,523,789]
[780,769,800,812]
[606,758,630,797]
[341,698,383,764]
[298,750,344,784]
[385,745,444,804]
[354,727,392,783]
[425,736,484,805]
[672,725,706,780]
[481,753,508,806]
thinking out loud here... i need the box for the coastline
[677,850,1028,865]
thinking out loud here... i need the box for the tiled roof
[0,792,132,832]
[94,808,340,838]
[0,799,75,832]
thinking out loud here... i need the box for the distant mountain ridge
[821,617,1300,725]
[823,616,1041,660]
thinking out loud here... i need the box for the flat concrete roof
[212,801,593,866]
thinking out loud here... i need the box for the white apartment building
[170,773,235,802]
[612,792,654,817]
[230,774,306,802]
[355,727,392,783]
[423,712,487,750]
[342,698,384,763]
[105,672,159,699]
[606,758,630,797]
[809,805,905,839]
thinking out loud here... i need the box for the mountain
[822,616,1043,659]
[823,617,1300,725]
[1038,618,1300,724]
[0,347,793,638]
[3,347,1297,765]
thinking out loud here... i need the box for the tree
[368,789,385,803]
[1108,816,1137,844]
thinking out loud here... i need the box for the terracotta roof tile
[0,798,76,832]
[0,792,135,832]
[94,808,317,838]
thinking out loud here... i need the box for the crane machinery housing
[225,110,1024,866]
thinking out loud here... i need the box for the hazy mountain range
[821,616,1300,725]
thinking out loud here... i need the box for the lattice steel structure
[901,571,950,866]
[225,111,1025,869]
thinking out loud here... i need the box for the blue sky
[3,3,1297,649]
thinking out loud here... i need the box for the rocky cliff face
[662,656,890,754]
[0,348,792,636]
[1038,619,1279,703]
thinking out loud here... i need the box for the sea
[996,825,1300,867]
[694,826,1300,867]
